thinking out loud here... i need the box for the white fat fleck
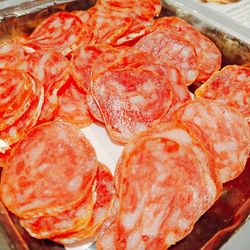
[142,81,155,92]
[134,123,148,133]
[37,67,44,81]
[129,95,145,105]
[193,116,203,126]
[93,207,106,224]
[165,232,176,246]
[172,44,183,52]
[50,17,62,28]
[178,218,190,231]
[30,143,45,165]
[181,62,189,70]
[8,127,17,137]
[0,139,10,153]
[219,167,231,183]
[37,163,49,172]
[101,234,115,249]
[64,18,74,29]
[96,16,105,24]
[164,129,192,145]
[0,44,11,53]
[181,47,192,57]
[55,219,73,229]
[204,174,217,200]
[50,66,58,75]
[126,231,142,250]
[214,141,236,153]
[68,34,77,44]
[187,70,198,81]
[61,104,76,112]
[170,69,178,84]
[237,73,249,81]
[19,198,51,213]
[68,176,82,192]
[182,107,194,119]
[142,210,164,236]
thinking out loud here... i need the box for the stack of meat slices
[0,68,44,153]
[1,121,115,244]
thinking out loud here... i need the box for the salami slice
[71,44,112,91]
[0,73,44,151]
[152,17,222,81]
[26,12,83,56]
[0,69,34,131]
[26,50,70,123]
[114,122,222,249]
[173,99,250,183]
[21,191,94,239]
[98,0,162,18]
[52,162,115,244]
[195,65,250,121]
[87,93,104,123]
[0,42,27,70]
[1,121,98,218]
[91,67,173,143]
[89,6,132,45]
[135,31,199,85]
[57,77,93,127]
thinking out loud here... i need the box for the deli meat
[98,122,222,250]
[195,65,250,122]
[173,99,250,183]
[26,50,70,123]
[1,121,98,218]
[151,17,222,81]
[57,77,93,127]
[135,31,199,85]
[52,162,115,244]
[26,12,83,55]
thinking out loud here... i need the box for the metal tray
[0,1,249,249]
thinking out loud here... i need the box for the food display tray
[0,0,249,249]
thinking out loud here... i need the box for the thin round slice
[173,99,250,183]
[153,17,222,81]
[26,12,83,55]
[92,67,173,143]
[57,77,93,127]
[115,122,222,249]
[195,65,250,121]
[71,44,112,91]
[52,162,115,244]
[1,120,98,218]
[135,31,199,85]
[0,73,44,150]
[21,192,94,239]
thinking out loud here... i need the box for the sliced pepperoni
[173,99,250,183]
[135,31,199,85]
[26,50,70,123]
[0,69,34,131]
[26,12,83,56]
[92,67,173,143]
[89,6,132,45]
[115,122,222,249]
[20,192,94,239]
[1,120,98,218]
[86,93,104,123]
[0,42,27,70]
[57,77,93,128]
[195,65,250,121]
[98,0,162,18]
[52,162,115,244]
[71,44,112,91]
[153,17,222,81]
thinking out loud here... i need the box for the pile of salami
[0,0,249,248]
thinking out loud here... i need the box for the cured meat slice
[92,67,173,143]
[173,99,250,183]
[87,93,104,123]
[89,6,132,45]
[52,163,115,244]
[114,122,222,249]
[26,50,70,122]
[0,69,34,131]
[26,12,83,55]
[96,197,120,250]
[20,191,94,239]
[71,44,112,91]
[0,42,27,70]
[195,65,250,121]
[98,0,162,18]
[135,31,199,85]
[1,120,98,218]
[152,17,221,81]
[57,77,93,127]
